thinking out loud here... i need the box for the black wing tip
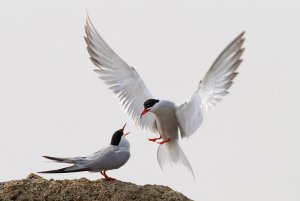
[37,171,51,174]
[38,167,90,174]
[239,31,246,39]
[235,31,246,43]
[42,155,52,160]
[37,167,68,174]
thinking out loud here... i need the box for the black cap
[110,124,126,146]
[143,99,159,109]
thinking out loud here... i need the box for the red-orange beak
[124,132,130,136]
[140,108,150,118]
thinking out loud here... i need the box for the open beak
[140,108,150,118]
[122,123,130,136]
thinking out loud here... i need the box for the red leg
[157,138,171,144]
[102,171,116,181]
[100,171,105,177]
[148,135,162,142]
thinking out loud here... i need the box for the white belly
[151,100,179,140]
[156,115,179,140]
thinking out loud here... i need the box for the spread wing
[84,15,157,133]
[176,32,245,138]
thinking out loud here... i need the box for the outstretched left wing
[176,32,245,138]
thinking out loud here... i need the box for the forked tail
[157,140,195,180]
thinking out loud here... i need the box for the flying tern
[84,15,245,179]
[38,124,130,181]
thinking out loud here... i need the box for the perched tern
[38,124,130,181]
[84,15,245,179]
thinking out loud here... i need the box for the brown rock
[0,174,192,201]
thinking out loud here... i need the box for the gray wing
[84,15,157,133]
[84,146,130,171]
[176,32,245,138]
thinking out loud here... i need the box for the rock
[0,174,192,201]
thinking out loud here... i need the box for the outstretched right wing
[84,15,157,133]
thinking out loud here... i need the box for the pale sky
[0,1,299,201]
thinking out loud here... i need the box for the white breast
[150,100,179,140]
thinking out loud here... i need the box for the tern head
[140,99,160,118]
[110,124,130,146]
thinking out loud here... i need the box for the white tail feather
[157,140,195,180]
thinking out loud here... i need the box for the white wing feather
[176,32,245,138]
[85,16,157,132]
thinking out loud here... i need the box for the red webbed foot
[100,171,116,181]
[148,135,162,142]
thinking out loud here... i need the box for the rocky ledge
[0,174,192,201]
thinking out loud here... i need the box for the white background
[0,1,299,201]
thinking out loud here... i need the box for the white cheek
[150,105,158,113]
[148,106,154,112]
